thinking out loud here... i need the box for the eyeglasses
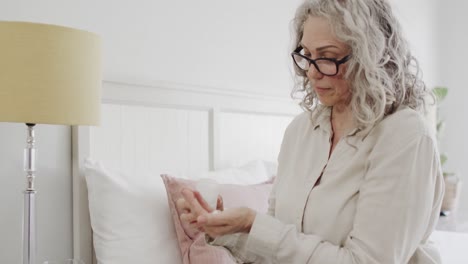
[291,47,351,76]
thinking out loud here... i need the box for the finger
[181,188,208,215]
[216,195,224,211]
[188,220,206,232]
[180,212,197,223]
[189,221,199,229]
[176,198,190,212]
[197,212,227,226]
[193,191,213,212]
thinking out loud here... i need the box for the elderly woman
[178,0,444,263]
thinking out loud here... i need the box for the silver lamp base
[23,124,37,264]
[23,190,36,264]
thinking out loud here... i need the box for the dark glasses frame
[291,47,351,76]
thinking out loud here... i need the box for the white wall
[2,0,302,97]
[0,0,301,262]
[437,0,468,220]
[392,0,439,88]
[0,0,454,262]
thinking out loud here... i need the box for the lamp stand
[23,123,37,264]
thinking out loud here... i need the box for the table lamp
[0,21,101,264]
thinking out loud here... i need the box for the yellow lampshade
[0,21,101,125]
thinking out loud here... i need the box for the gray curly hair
[291,0,429,128]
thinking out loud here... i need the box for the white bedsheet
[430,230,468,263]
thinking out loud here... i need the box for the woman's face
[300,16,351,108]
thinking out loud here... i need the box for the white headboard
[71,80,300,264]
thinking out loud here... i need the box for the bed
[71,80,299,263]
[71,80,468,264]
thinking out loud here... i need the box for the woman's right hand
[176,188,223,231]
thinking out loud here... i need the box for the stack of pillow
[84,159,276,264]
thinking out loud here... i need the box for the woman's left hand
[196,207,256,238]
[181,190,257,238]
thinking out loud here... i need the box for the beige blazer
[213,107,444,264]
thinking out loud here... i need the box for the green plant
[433,86,455,177]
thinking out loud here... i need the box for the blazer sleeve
[244,134,442,263]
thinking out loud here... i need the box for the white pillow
[195,160,277,185]
[83,159,277,264]
[83,159,183,264]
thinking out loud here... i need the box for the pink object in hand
[161,174,273,264]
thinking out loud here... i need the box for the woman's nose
[307,64,323,80]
